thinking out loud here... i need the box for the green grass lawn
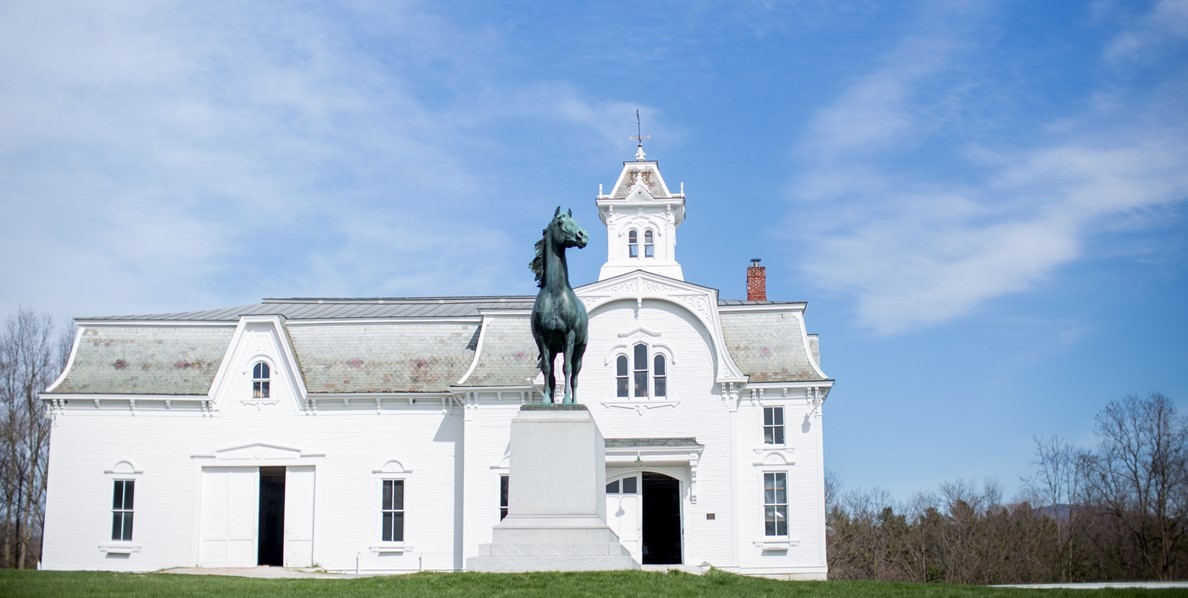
[0,569,1181,598]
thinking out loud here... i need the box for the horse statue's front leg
[570,340,584,405]
[537,339,554,405]
[561,331,577,404]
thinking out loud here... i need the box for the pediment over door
[192,443,324,462]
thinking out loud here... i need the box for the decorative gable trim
[206,316,310,414]
[577,272,747,383]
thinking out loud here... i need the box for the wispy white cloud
[787,3,1188,335]
[1102,0,1188,65]
[0,2,650,318]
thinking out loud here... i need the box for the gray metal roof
[717,299,805,307]
[83,297,537,322]
[83,296,801,323]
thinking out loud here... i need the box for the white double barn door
[605,476,642,563]
[198,466,314,567]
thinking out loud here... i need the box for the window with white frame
[633,344,648,397]
[763,472,788,537]
[653,354,667,397]
[499,475,509,520]
[615,355,629,398]
[606,475,638,494]
[643,229,655,258]
[763,406,784,445]
[381,479,405,542]
[615,343,669,399]
[628,229,639,258]
[252,361,271,399]
[111,480,134,541]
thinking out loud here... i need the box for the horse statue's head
[549,206,588,250]
[530,207,588,287]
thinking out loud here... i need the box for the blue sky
[2,1,1186,501]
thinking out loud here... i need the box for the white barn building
[40,149,834,578]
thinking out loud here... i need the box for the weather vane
[629,109,651,160]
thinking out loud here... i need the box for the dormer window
[628,229,639,258]
[252,362,271,399]
[644,230,655,258]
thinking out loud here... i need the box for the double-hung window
[111,480,134,541]
[763,472,788,537]
[633,344,649,397]
[252,362,270,399]
[643,230,655,258]
[763,406,784,445]
[628,230,639,258]
[381,479,405,542]
[653,354,667,397]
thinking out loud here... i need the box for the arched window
[252,362,271,399]
[628,229,639,258]
[616,355,629,398]
[633,344,648,397]
[653,354,666,397]
[615,344,672,400]
[643,229,655,258]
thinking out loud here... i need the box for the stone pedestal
[467,405,639,572]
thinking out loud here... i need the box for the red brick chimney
[747,259,767,302]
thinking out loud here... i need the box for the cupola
[594,142,686,281]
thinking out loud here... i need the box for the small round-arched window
[653,354,666,397]
[643,229,655,258]
[628,229,639,258]
[252,362,271,399]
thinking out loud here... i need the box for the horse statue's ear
[568,208,572,216]
[554,206,561,217]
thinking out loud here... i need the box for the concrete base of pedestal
[467,405,639,572]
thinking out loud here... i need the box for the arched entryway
[641,472,682,564]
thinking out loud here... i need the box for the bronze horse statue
[529,207,589,404]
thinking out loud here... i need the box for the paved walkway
[161,567,360,579]
[994,582,1188,590]
[163,565,707,578]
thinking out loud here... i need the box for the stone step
[480,541,631,557]
[467,553,640,572]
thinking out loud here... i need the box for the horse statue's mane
[529,235,546,288]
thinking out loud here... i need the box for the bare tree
[1025,434,1090,581]
[0,309,72,568]
[1083,393,1188,580]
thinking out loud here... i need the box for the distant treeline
[827,392,1188,583]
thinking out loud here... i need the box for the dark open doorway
[641,472,682,564]
[258,467,286,566]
